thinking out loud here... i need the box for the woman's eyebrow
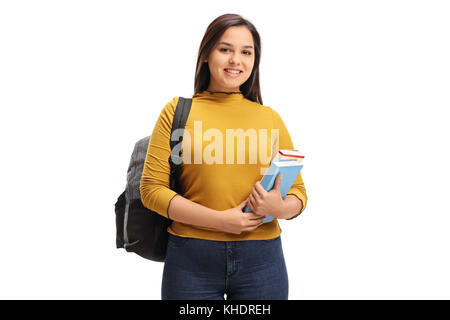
[218,41,254,49]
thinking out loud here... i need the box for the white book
[272,149,305,164]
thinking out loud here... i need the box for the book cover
[244,160,304,223]
[272,149,305,163]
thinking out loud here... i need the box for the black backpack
[115,97,192,261]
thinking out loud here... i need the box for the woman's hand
[247,173,286,218]
[219,198,266,235]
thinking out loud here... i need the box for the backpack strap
[170,97,192,151]
[168,97,192,196]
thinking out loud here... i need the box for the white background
[1,0,449,299]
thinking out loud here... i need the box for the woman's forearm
[280,194,303,220]
[167,195,224,230]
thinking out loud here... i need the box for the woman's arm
[140,97,180,218]
[280,194,303,220]
[167,194,223,229]
[168,194,266,234]
[270,108,308,216]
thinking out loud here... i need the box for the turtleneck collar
[193,90,245,103]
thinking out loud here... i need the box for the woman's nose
[229,53,241,65]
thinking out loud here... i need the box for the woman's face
[205,26,255,93]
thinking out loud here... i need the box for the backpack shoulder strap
[168,97,192,195]
[170,97,192,150]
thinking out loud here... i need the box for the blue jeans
[162,234,289,300]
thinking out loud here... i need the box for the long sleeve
[271,108,308,219]
[139,96,180,218]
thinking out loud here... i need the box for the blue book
[244,160,304,223]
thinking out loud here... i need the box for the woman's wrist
[278,195,303,220]
[212,210,226,231]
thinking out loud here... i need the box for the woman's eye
[220,48,252,55]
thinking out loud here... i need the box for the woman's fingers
[242,221,264,232]
[245,214,266,226]
[238,199,248,210]
[246,211,265,220]
[248,193,254,208]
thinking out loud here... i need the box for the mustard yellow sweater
[140,90,307,241]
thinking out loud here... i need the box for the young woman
[140,13,307,300]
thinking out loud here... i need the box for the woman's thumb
[239,197,248,208]
[275,173,282,189]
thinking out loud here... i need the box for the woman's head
[194,14,263,104]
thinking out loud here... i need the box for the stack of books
[244,149,305,223]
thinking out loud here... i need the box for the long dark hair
[193,14,263,105]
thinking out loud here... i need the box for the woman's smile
[224,68,243,78]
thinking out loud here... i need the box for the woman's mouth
[224,68,242,78]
